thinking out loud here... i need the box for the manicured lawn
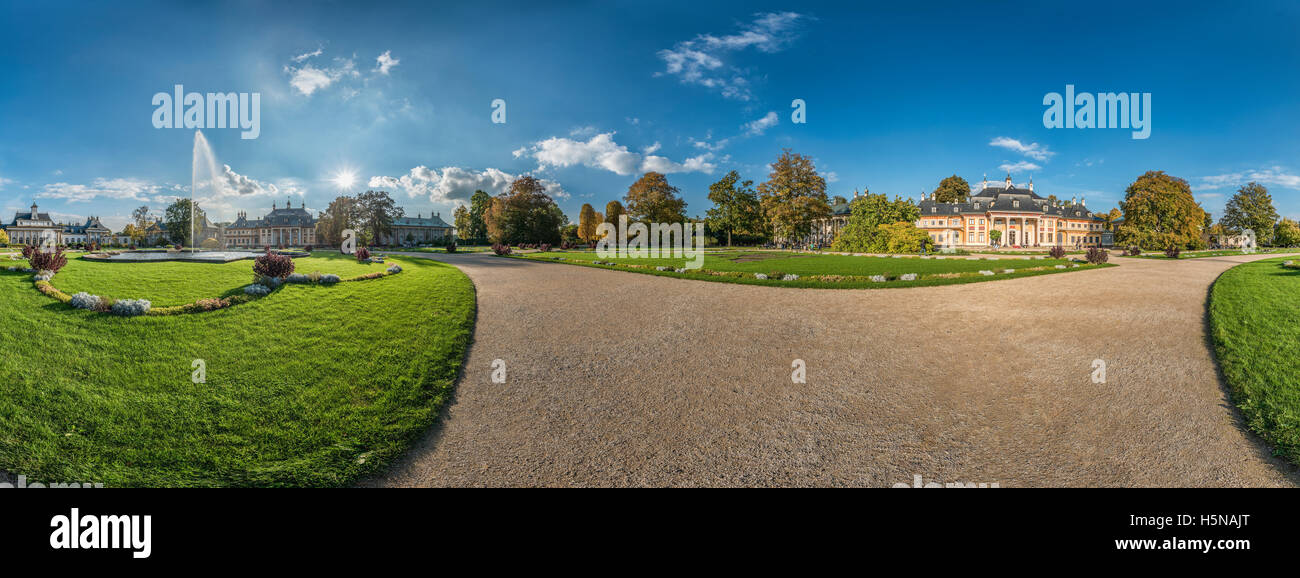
[0,252,475,487]
[404,246,490,254]
[54,255,390,306]
[1133,248,1292,259]
[515,250,1109,289]
[1209,257,1300,465]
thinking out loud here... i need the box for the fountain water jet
[191,130,222,252]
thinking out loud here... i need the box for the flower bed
[23,258,407,318]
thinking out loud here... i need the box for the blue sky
[2,0,1298,231]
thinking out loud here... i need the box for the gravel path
[368,251,1300,487]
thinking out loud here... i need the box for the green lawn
[1133,248,1293,259]
[0,252,475,487]
[1209,257,1300,465]
[54,255,390,306]
[515,250,1109,289]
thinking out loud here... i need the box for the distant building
[3,202,113,245]
[4,202,61,245]
[917,174,1106,249]
[378,212,454,246]
[224,199,317,248]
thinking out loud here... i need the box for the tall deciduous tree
[0,228,8,246]
[1117,171,1209,250]
[132,205,151,229]
[932,175,971,203]
[1220,182,1279,246]
[577,203,601,242]
[624,172,687,224]
[453,205,471,239]
[163,198,205,246]
[1273,218,1300,247]
[467,190,492,241]
[830,192,920,253]
[315,195,360,247]
[757,149,830,241]
[604,200,625,226]
[705,170,762,246]
[355,190,404,245]
[485,176,565,245]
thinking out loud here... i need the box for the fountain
[82,130,308,263]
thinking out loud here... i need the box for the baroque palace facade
[3,202,114,245]
[917,175,1106,249]
[223,199,318,248]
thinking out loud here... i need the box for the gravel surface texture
[366,251,1300,487]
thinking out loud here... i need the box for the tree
[1103,208,1122,230]
[604,200,625,226]
[0,228,8,246]
[467,190,492,241]
[989,229,1003,245]
[578,204,602,242]
[453,205,471,238]
[830,192,920,252]
[132,205,151,229]
[355,190,404,246]
[315,195,360,247]
[485,176,565,245]
[121,223,143,245]
[624,172,687,224]
[757,149,830,241]
[1274,218,1300,248]
[875,221,930,254]
[1220,182,1279,246]
[1117,171,1209,250]
[932,175,971,203]
[705,170,762,246]
[163,198,206,246]
[831,195,848,205]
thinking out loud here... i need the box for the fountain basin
[83,250,308,263]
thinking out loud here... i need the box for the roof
[227,206,316,229]
[393,214,452,228]
[920,185,1103,221]
[7,210,54,226]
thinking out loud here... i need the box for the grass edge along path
[510,251,1113,289]
[1208,256,1300,466]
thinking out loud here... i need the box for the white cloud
[1198,166,1300,191]
[515,132,716,176]
[656,12,807,100]
[292,46,324,62]
[37,178,180,202]
[998,160,1041,173]
[0,175,13,190]
[742,111,779,136]
[989,137,1055,162]
[284,51,362,97]
[368,166,569,203]
[642,142,662,155]
[374,50,400,75]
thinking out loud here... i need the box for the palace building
[377,212,454,246]
[917,175,1106,249]
[3,202,113,245]
[224,199,317,248]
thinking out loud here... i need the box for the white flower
[674,268,687,273]
[1002,269,1015,274]
[754,273,768,280]
[870,275,886,282]
[70,292,102,310]
[110,298,151,317]
[782,274,799,281]
[979,270,994,276]
[1054,264,1067,269]
[656,266,670,271]
[900,273,917,281]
